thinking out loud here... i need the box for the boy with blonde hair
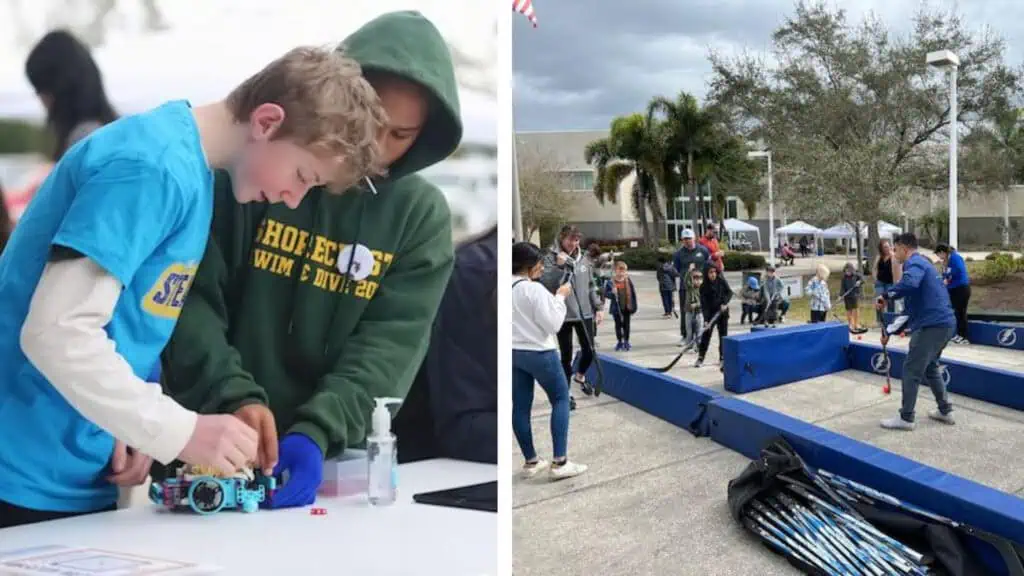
[0,46,385,527]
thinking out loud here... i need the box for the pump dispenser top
[370,397,403,440]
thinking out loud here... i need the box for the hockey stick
[562,257,606,397]
[829,279,869,334]
[649,308,724,373]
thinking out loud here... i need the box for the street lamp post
[927,49,960,248]
[748,150,775,268]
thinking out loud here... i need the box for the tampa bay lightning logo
[938,364,951,387]
[871,352,890,374]
[997,328,1018,347]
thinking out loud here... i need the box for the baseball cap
[766,264,776,271]
[681,229,695,240]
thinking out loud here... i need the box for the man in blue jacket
[935,243,971,344]
[876,233,957,431]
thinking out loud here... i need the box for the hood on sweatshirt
[340,10,463,182]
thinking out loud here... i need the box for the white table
[0,459,497,575]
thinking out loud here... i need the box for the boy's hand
[880,332,889,346]
[556,282,572,298]
[874,296,886,311]
[178,414,259,476]
[595,310,604,325]
[234,404,279,475]
[556,252,569,266]
[107,440,152,487]
[721,304,729,312]
[268,434,323,509]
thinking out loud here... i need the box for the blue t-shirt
[0,100,213,512]
[942,251,970,289]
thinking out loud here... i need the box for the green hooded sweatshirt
[161,11,461,458]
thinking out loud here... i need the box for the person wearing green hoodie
[159,11,461,509]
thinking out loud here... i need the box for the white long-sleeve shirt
[511,274,567,351]
[19,258,198,465]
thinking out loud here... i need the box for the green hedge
[973,253,1024,284]
[722,252,766,271]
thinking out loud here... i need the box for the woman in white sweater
[512,242,587,481]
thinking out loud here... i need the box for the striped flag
[513,0,537,27]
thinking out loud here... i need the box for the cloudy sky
[513,0,1024,131]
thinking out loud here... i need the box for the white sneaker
[520,460,550,478]
[928,410,956,425]
[678,337,687,347]
[549,460,587,481]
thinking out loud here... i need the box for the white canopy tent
[722,218,761,250]
[820,221,903,240]
[776,220,824,255]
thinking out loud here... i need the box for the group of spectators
[0,16,498,530]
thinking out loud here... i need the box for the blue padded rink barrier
[848,341,1024,411]
[721,321,849,394]
[883,311,1024,351]
[585,320,1024,572]
[585,354,720,436]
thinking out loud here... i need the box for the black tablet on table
[412,481,497,513]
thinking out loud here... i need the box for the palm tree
[584,114,665,246]
[648,92,720,233]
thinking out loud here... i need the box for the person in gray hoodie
[759,265,790,324]
[540,225,604,398]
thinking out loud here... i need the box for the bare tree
[517,144,572,242]
[709,1,1020,262]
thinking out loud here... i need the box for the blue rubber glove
[268,433,323,509]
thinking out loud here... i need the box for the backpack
[728,437,1024,576]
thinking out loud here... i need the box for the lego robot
[149,465,277,515]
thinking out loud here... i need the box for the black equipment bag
[727,437,1024,576]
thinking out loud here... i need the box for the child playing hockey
[807,264,832,323]
[655,256,679,317]
[604,261,638,351]
[841,262,866,333]
[681,267,704,350]
[740,276,762,325]
[696,266,732,369]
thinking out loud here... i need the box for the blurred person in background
[26,30,118,161]
[873,238,902,326]
[935,243,971,344]
[539,225,602,402]
[160,11,463,509]
[395,226,497,464]
[511,241,587,481]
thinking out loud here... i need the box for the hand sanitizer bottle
[367,397,403,506]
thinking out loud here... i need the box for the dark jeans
[557,318,594,380]
[698,312,729,360]
[900,324,955,422]
[659,290,674,314]
[948,285,971,339]
[678,290,690,336]
[512,349,570,460]
[810,310,828,323]
[0,498,117,529]
[761,299,790,323]
[613,312,633,342]
[741,303,761,324]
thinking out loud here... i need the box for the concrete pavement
[513,273,1024,575]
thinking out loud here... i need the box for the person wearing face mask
[160,11,463,510]
[0,45,386,528]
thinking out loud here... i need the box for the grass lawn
[783,275,880,327]
[781,269,1022,325]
